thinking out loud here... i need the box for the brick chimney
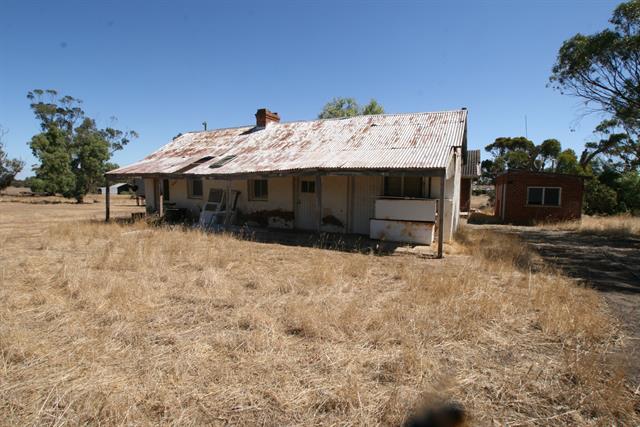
[255,108,280,128]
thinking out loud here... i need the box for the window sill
[525,204,561,208]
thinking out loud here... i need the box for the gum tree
[27,89,137,202]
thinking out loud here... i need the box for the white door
[352,176,382,235]
[295,176,317,230]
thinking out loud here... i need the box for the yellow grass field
[0,195,638,425]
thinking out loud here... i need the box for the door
[295,176,317,230]
[351,176,382,235]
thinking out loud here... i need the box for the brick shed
[494,170,584,225]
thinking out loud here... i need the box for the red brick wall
[460,178,472,211]
[495,171,583,225]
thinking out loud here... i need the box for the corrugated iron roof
[108,110,467,177]
[462,149,481,178]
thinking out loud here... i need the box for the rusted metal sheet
[369,219,435,244]
[108,110,467,177]
[462,149,481,178]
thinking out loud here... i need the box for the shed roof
[107,109,467,178]
[462,149,481,178]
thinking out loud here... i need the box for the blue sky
[0,0,619,178]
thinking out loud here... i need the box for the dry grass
[537,215,640,237]
[0,200,638,426]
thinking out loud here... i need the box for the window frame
[526,186,562,207]
[300,180,315,193]
[383,176,424,198]
[187,178,204,199]
[248,179,269,201]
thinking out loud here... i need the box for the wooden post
[105,177,111,222]
[158,180,164,217]
[224,180,231,225]
[437,172,446,259]
[315,175,322,232]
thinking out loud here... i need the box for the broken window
[188,179,203,198]
[301,180,315,193]
[383,176,423,198]
[527,187,560,206]
[249,179,268,201]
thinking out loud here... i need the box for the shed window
[188,179,203,198]
[384,176,423,198]
[527,187,561,207]
[162,179,170,201]
[301,180,315,193]
[249,179,268,201]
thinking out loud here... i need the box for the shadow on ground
[517,229,640,294]
[95,217,422,257]
[513,227,640,385]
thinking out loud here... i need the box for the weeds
[0,201,637,425]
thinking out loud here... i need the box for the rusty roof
[108,110,467,177]
[462,149,481,178]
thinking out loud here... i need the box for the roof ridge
[181,109,467,136]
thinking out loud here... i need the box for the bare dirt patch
[0,200,638,425]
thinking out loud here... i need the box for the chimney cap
[255,108,280,127]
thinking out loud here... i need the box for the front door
[295,176,317,230]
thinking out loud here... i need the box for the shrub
[584,179,618,215]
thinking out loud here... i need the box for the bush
[584,179,618,215]
[616,172,640,214]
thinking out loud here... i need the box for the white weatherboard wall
[439,149,462,242]
[374,199,437,222]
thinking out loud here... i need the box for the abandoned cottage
[106,108,469,254]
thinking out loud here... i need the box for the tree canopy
[0,126,24,191]
[318,97,385,119]
[550,0,640,170]
[482,136,582,179]
[26,89,137,202]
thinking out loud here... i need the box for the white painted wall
[321,176,348,232]
[149,167,462,244]
[143,178,156,214]
[351,175,383,235]
[375,199,437,222]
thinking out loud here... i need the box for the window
[403,176,423,198]
[249,179,268,201]
[209,155,237,169]
[188,179,203,198]
[384,177,402,197]
[162,179,170,201]
[383,176,423,198]
[527,187,561,207]
[301,180,315,193]
[175,156,214,173]
[543,188,561,206]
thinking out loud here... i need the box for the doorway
[295,176,317,230]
